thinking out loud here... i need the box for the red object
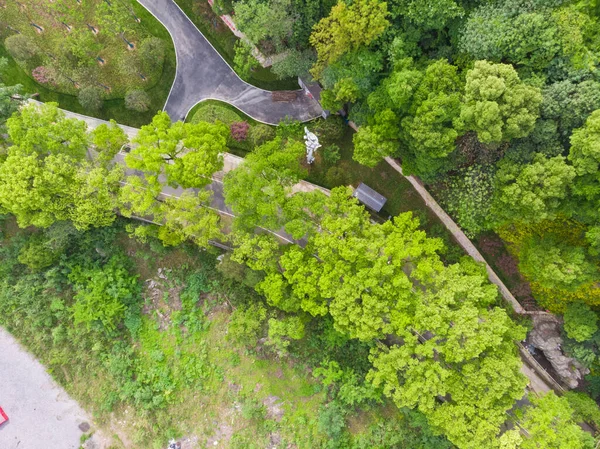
[0,407,8,426]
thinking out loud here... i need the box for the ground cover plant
[0,0,175,126]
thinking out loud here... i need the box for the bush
[190,102,241,125]
[564,302,598,342]
[31,66,57,86]
[248,124,275,147]
[125,89,151,112]
[311,115,346,144]
[139,37,166,73]
[227,303,268,347]
[78,86,104,111]
[5,35,39,62]
[230,121,250,141]
[323,144,341,165]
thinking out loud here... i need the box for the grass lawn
[0,1,176,128]
[174,0,298,91]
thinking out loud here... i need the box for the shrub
[230,121,250,141]
[248,123,275,147]
[564,302,598,342]
[311,115,346,144]
[438,165,494,238]
[31,66,57,85]
[139,37,166,73]
[5,35,38,62]
[125,89,151,112]
[68,256,139,332]
[78,86,104,111]
[323,144,341,165]
[190,102,241,125]
[227,303,267,347]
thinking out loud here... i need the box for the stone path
[137,0,324,124]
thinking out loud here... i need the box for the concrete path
[137,0,324,124]
[0,327,95,449]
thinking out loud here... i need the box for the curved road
[137,0,324,124]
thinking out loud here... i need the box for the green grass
[174,0,298,91]
[0,1,176,128]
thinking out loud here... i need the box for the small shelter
[353,183,387,212]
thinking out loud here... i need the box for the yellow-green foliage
[498,217,600,313]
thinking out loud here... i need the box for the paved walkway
[0,327,103,449]
[137,0,324,124]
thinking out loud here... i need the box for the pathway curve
[137,0,324,124]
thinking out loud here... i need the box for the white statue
[304,126,321,164]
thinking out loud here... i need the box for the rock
[78,421,91,432]
[529,315,590,389]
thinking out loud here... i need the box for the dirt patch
[205,423,234,447]
[142,268,183,329]
[263,396,285,422]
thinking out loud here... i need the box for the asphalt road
[0,327,91,449]
[137,0,324,124]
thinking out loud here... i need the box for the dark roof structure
[353,183,387,212]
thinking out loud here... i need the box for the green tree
[78,86,104,111]
[91,119,129,165]
[260,188,444,339]
[234,0,295,51]
[158,191,223,248]
[309,0,389,78]
[542,80,600,143]
[227,303,268,346]
[491,154,575,226]
[519,392,595,449]
[223,137,306,231]
[0,84,25,130]
[368,260,527,449]
[124,89,151,112]
[457,61,542,144]
[568,109,600,221]
[125,111,228,188]
[564,302,599,342]
[7,102,89,158]
[388,0,463,29]
[518,236,597,292]
[266,315,305,356]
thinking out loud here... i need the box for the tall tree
[368,260,527,449]
[568,109,600,221]
[518,392,596,449]
[223,137,306,232]
[309,0,389,78]
[491,154,575,226]
[125,111,228,189]
[457,61,542,144]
